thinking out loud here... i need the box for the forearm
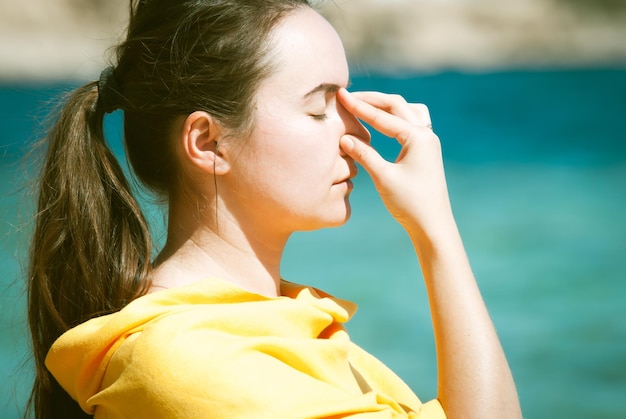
[408,215,522,419]
[336,89,521,417]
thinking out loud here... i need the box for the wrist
[404,208,458,242]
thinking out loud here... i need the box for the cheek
[244,102,344,185]
[257,120,336,167]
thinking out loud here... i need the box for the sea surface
[1,68,625,418]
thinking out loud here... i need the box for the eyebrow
[303,81,351,99]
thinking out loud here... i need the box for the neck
[151,198,289,298]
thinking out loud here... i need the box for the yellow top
[46,278,445,418]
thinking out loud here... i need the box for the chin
[337,202,352,226]
[318,202,352,230]
[297,203,352,232]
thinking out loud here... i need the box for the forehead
[262,8,349,96]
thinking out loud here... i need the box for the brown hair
[26,1,310,417]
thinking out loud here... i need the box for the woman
[27,0,521,418]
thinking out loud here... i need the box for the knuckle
[389,94,407,105]
[397,128,413,144]
[423,131,442,148]
[370,108,383,126]
[355,142,371,160]
[413,103,429,112]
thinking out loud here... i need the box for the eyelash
[310,113,328,121]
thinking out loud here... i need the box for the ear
[180,111,230,175]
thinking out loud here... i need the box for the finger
[409,103,432,129]
[338,89,416,145]
[349,91,433,129]
[349,91,422,125]
[339,136,387,177]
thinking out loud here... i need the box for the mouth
[333,167,358,187]
[333,168,357,191]
[332,178,354,195]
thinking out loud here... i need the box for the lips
[333,166,358,185]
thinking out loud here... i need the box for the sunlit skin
[150,6,522,419]
[221,11,370,236]
[151,7,368,298]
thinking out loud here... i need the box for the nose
[337,99,371,145]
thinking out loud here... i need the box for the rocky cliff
[1,0,625,81]
[321,0,626,73]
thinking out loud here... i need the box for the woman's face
[222,7,370,235]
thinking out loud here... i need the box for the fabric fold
[46,277,445,418]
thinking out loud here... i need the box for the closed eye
[310,113,328,121]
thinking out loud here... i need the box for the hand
[337,89,453,237]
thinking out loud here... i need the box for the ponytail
[26,0,314,416]
[26,82,152,418]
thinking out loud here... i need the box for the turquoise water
[2,68,625,418]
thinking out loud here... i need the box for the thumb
[340,136,386,176]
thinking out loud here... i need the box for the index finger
[338,89,419,145]
[350,91,431,128]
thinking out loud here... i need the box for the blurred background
[1,0,625,417]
